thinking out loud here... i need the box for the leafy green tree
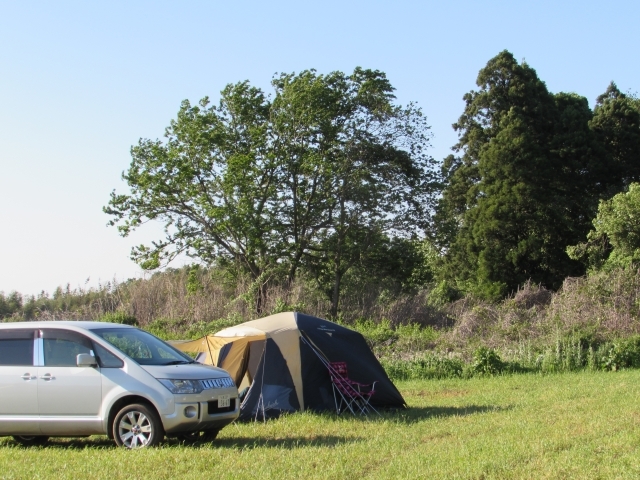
[306,234,434,318]
[105,81,279,312]
[0,291,22,318]
[270,69,436,316]
[568,183,640,271]
[437,51,593,298]
[366,237,436,293]
[564,84,640,273]
[310,138,434,316]
[105,68,436,314]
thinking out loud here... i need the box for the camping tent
[174,312,406,420]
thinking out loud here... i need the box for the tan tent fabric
[218,338,252,385]
[266,328,303,409]
[174,312,305,410]
[215,325,266,338]
[170,337,215,365]
[246,313,303,409]
[239,312,298,332]
[173,335,239,366]
[172,337,210,352]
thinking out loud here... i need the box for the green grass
[2,371,640,479]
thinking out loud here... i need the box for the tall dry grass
[122,269,446,328]
[6,266,640,354]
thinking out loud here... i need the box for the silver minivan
[0,321,239,448]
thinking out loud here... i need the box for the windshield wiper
[162,360,195,365]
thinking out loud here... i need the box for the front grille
[200,377,235,389]
[208,398,236,415]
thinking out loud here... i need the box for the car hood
[141,363,230,380]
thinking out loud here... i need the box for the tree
[0,291,22,318]
[437,51,594,298]
[105,81,279,312]
[568,183,640,271]
[564,84,640,273]
[105,68,436,315]
[306,120,435,316]
[589,82,640,198]
[269,69,436,316]
[307,234,434,317]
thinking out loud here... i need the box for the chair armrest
[350,380,377,394]
[348,379,376,388]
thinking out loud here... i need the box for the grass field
[1,370,640,479]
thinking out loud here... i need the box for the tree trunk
[330,244,343,319]
[330,269,342,320]
[247,261,267,316]
[255,281,267,315]
[330,195,346,319]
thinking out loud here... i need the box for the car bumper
[161,387,239,434]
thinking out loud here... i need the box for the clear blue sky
[1,0,638,296]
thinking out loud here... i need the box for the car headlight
[158,379,204,394]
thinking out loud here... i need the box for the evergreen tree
[438,51,593,298]
[589,82,640,197]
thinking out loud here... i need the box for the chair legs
[332,381,379,416]
[332,384,364,415]
[332,384,355,415]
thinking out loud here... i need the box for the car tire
[12,435,49,446]
[176,428,220,444]
[113,403,163,448]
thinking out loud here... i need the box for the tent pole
[206,336,214,366]
[254,340,267,423]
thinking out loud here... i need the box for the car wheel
[12,435,49,446]
[113,403,163,448]
[176,429,220,444]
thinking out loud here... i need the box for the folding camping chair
[328,361,379,416]
[299,334,380,416]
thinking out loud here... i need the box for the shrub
[470,347,504,375]
[381,353,464,381]
[350,319,398,346]
[600,336,640,371]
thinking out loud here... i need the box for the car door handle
[40,374,55,381]
[21,373,36,380]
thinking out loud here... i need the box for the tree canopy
[436,51,605,298]
[589,82,640,197]
[106,54,640,313]
[105,68,437,314]
[568,183,640,271]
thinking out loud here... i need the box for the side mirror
[77,353,98,367]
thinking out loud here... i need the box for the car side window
[92,342,124,368]
[0,329,35,366]
[42,329,93,367]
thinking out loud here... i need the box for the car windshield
[93,328,194,366]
